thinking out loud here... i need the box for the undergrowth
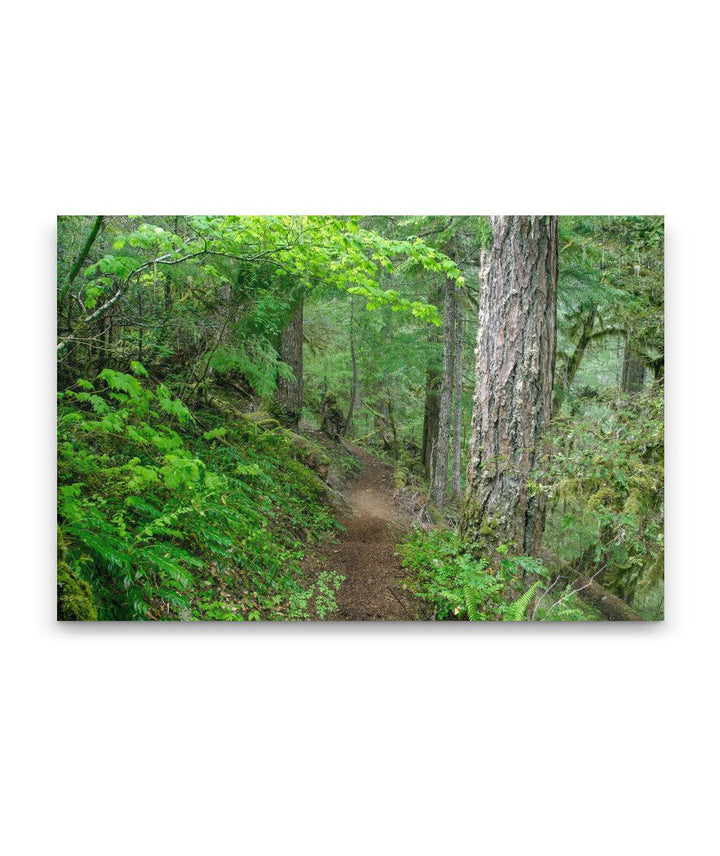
[57,363,343,620]
[545,387,664,616]
[399,529,596,621]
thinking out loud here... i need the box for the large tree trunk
[621,341,646,393]
[451,290,463,498]
[430,281,455,510]
[275,297,304,426]
[460,216,558,557]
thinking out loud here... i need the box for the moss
[425,503,444,524]
[460,506,507,561]
[480,520,496,537]
[243,411,281,431]
[57,528,97,620]
[267,399,302,427]
[57,561,98,621]
[586,485,617,512]
[393,466,409,489]
[278,429,331,475]
[461,498,492,536]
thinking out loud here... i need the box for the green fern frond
[463,585,483,621]
[504,581,543,621]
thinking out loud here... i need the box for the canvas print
[57,216,664,621]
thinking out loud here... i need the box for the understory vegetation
[57,214,663,621]
[58,364,344,620]
[399,530,596,621]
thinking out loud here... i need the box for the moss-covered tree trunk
[620,341,646,393]
[460,216,558,556]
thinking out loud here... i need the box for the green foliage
[57,531,98,621]
[399,530,598,621]
[532,587,597,622]
[545,386,664,613]
[504,581,542,621]
[58,215,463,408]
[57,366,341,620]
[556,216,664,399]
[289,569,345,620]
[398,530,550,621]
[56,214,663,620]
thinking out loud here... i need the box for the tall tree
[451,289,463,497]
[275,296,304,425]
[421,283,442,474]
[430,281,455,509]
[460,216,558,556]
[344,296,359,434]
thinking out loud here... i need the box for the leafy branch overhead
[58,216,467,353]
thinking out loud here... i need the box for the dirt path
[323,447,420,621]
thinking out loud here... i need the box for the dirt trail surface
[323,446,421,620]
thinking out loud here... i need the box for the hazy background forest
[57,214,664,621]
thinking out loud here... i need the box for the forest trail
[323,446,421,621]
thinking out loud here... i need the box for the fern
[58,366,340,620]
[504,581,543,621]
[463,586,483,621]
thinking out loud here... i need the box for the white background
[2,1,717,854]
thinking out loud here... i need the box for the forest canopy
[57,214,664,621]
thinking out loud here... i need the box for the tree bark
[460,216,558,557]
[276,296,304,426]
[451,290,463,497]
[621,341,646,393]
[430,281,455,509]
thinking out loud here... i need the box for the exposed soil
[319,445,421,621]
